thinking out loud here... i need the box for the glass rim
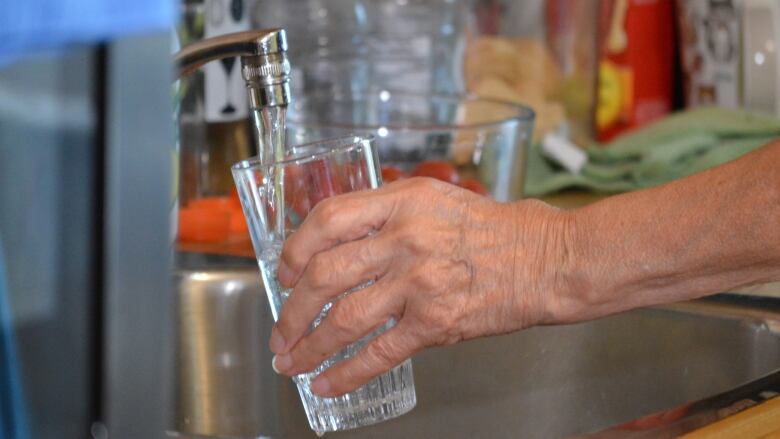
[287,91,536,132]
[231,134,374,172]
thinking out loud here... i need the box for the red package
[596,0,677,142]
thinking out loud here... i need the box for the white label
[204,0,249,122]
[679,0,742,108]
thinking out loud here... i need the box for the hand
[269,177,571,396]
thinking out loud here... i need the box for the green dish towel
[524,107,780,197]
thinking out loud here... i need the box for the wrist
[530,203,596,326]
[504,200,589,327]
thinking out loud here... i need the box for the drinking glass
[231,135,416,434]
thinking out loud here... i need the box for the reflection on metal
[173,266,282,438]
[171,263,780,439]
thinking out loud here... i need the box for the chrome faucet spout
[173,28,291,108]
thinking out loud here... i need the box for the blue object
[0,236,29,439]
[0,0,174,66]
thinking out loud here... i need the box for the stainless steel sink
[170,262,780,439]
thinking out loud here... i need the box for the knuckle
[337,361,364,389]
[365,339,398,369]
[427,310,463,345]
[306,254,333,289]
[415,297,466,346]
[281,250,305,275]
[408,235,430,255]
[328,301,361,337]
[409,266,436,291]
[296,341,327,370]
[442,331,464,346]
[429,308,455,332]
[275,310,295,339]
[356,239,383,277]
[356,239,375,266]
[313,197,340,225]
[394,226,427,254]
[281,239,308,273]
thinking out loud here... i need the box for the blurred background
[1,0,780,438]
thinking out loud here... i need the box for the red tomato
[411,160,460,184]
[381,165,407,183]
[459,179,489,196]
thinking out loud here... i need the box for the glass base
[295,359,416,434]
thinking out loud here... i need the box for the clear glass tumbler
[231,135,416,434]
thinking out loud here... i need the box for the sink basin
[170,264,780,439]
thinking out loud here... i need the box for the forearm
[550,141,780,324]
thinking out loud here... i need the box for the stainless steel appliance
[0,34,174,439]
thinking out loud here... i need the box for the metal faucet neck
[173,29,291,108]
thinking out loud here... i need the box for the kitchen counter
[683,395,780,438]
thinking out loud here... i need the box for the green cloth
[524,107,780,196]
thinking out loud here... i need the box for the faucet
[172,29,292,200]
[173,28,292,109]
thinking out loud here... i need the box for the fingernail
[311,376,331,396]
[272,354,292,374]
[277,261,294,287]
[269,326,286,354]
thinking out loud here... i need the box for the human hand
[269,177,572,396]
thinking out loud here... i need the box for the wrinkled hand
[269,177,570,396]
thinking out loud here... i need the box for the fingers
[278,188,397,288]
[271,234,396,355]
[278,177,443,288]
[309,319,420,397]
[271,279,406,376]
